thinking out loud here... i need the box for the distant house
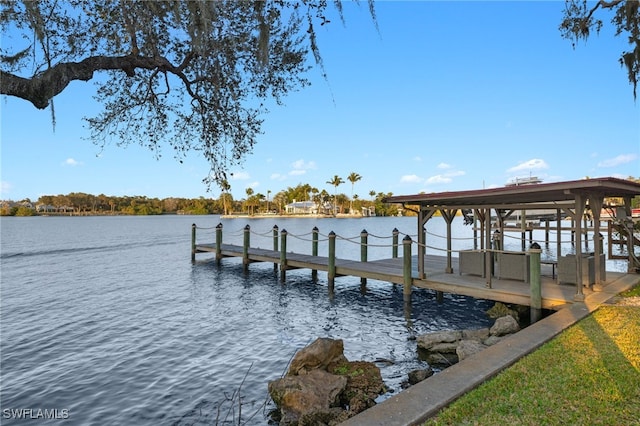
[361,206,376,217]
[36,204,57,213]
[285,200,317,215]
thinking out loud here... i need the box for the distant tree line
[8,176,635,218]
[0,181,401,217]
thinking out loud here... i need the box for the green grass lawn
[425,288,640,425]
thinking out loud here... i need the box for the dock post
[272,225,279,272]
[328,231,336,293]
[392,228,399,258]
[529,248,542,323]
[243,224,250,271]
[312,227,319,281]
[191,224,196,262]
[280,229,287,282]
[360,229,368,289]
[403,235,412,303]
[215,223,223,263]
[545,220,550,246]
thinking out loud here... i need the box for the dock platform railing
[192,223,553,322]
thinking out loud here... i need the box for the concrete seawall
[340,273,639,426]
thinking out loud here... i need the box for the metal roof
[384,177,640,209]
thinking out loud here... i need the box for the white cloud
[63,158,83,166]
[446,170,466,177]
[597,153,638,168]
[270,173,286,181]
[1,181,12,196]
[400,174,422,183]
[413,156,422,162]
[424,170,465,185]
[426,175,452,184]
[291,159,317,171]
[285,159,317,177]
[230,171,250,180]
[507,158,549,173]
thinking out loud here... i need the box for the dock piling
[312,227,319,281]
[403,234,412,302]
[215,223,223,263]
[392,228,399,259]
[243,225,250,270]
[360,229,368,288]
[272,225,279,271]
[280,229,287,282]
[328,231,336,293]
[191,223,196,262]
[529,248,542,323]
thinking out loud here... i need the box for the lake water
[0,215,626,425]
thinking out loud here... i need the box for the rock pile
[268,337,387,426]
[416,314,521,370]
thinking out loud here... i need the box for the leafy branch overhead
[1,1,636,191]
[560,0,640,97]
[0,0,375,187]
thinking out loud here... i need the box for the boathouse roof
[384,177,640,209]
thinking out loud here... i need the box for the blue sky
[1,1,638,202]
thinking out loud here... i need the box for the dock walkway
[194,242,605,310]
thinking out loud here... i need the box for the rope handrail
[194,225,218,230]
[250,229,276,237]
[288,233,330,243]
[424,229,476,241]
[196,222,606,257]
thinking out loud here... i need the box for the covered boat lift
[384,177,640,302]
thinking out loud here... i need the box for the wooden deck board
[194,243,617,310]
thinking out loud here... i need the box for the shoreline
[220,213,372,219]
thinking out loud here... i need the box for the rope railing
[193,221,608,262]
[288,233,330,243]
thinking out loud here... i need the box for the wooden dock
[193,240,616,311]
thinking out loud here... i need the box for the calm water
[0,215,624,425]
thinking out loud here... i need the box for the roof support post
[622,196,636,273]
[484,208,492,288]
[418,208,435,279]
[441,208,458,274]
[573,194,586,301]
[556,209,562,284]
[588,193,605,288]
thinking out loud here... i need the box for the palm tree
[267,190,271,212]
[245,187,254,214]
[326,175,344,216]
[347,172,362,215]
[220,180,231,215]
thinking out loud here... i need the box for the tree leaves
[560,0,639,98]
[1,1,376,190]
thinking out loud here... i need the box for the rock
[416,330,462,350]
[420,351,459,367]
[269,338,386,425]
[268,369,347,425]
[462,328,490,342]
[428,342,459,354]
[456,339,487,361]
[329,360,386,416]
[483,335,504,346]
[486,302,520,321]
[490,315,520,336]
[408,367,434,385]
[288,338,347,376]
